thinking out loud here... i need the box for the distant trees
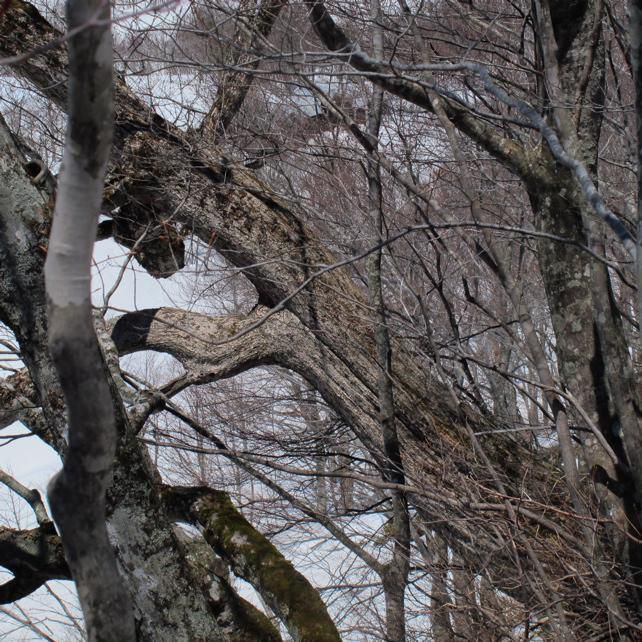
[1,0,642,639]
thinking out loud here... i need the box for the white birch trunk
[43,0,135,638]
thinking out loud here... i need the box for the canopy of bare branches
[1,0,642,640]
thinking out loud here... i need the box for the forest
[1,0,642,640]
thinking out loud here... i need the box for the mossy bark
[164,486,341,642]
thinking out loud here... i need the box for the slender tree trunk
[43,0,135,638]
[366,3,410,640]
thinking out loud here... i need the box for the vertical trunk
[427,532,454,642]
[627,2,642,603]
[451,554,482,641]
[489,243,583,510]
[366,3,409,640]
[530,180,641,618]
[0,115,66,452]
[530,1,642,617]
[42,0,135,637]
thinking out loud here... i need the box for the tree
[1,0,642,639]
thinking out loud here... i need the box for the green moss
[196,491,341,642]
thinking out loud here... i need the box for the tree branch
[307,0,635,258]
[201,0,286,138]
[163,485,341,642]
[0,526,70,603]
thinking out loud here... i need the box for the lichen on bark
[164,486,341,642]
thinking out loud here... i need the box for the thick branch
[202,0,286,138]
[110,305,568,611]
[0,113,66,453]
[0,526,70,603]
[42,0,134,637]
[0,369,48,437]
[0,470,52,528]
[176,531,283,642]
[163,485,341,642]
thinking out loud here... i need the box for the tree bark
[2,0,641,635]
[41,0,135,637]
[163,485,341,642]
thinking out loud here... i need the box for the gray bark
[2,0,642,637]
[41,0,135,637]
[0,36,267,642]
[0,526,69,602]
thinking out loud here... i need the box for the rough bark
[530,5,642,616]
[0,526,69,602]
[0,47,276,642]
[1,0,640,635]
[174,531,283,642]
[109,304,576,616]
[632,0,642,346]
[164,485,341,642]
[0,113,66,453]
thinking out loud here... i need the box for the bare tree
[2,0,642,639]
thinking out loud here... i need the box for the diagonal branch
[0,469,52,528]
[306,0,534,179]
[163,485,341,642]
[201,0,286,138]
